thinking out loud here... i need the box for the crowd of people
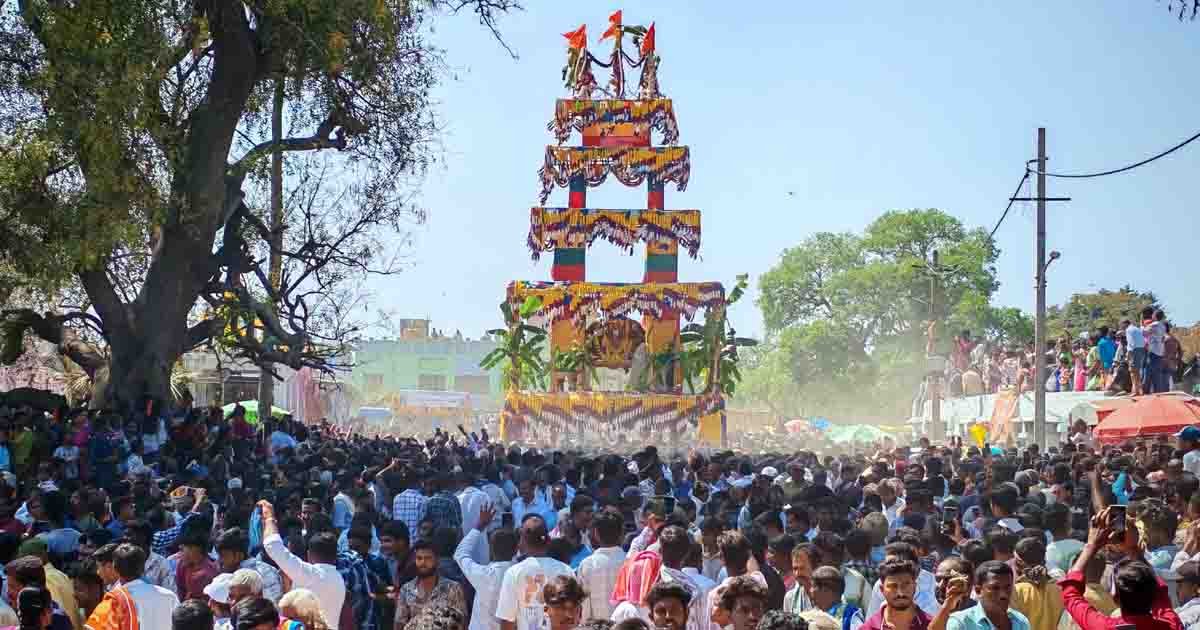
[939,306,1188,400]
[2,396,1200,630]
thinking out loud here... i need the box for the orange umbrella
[1077,397,1138,426]
[1094,394,1200,443]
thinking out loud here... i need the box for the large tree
[0,0,515,407]
[1045,286,1159,339]
[742,209,1018,418]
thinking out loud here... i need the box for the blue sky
[365,2,1200,340]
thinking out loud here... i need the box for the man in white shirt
[1123,319,1147,395]
[495,514,574,630]
[879,480,906,527]
[864,543,939,617]
[458,470,491,565]
[576,511,627,621]
[84,543,179,630]
[454,504,517,630]
[1179,427,1200,478]
[332,473,356,532]
[258,500,345,626]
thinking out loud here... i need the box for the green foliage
[659,274,756,395]
[550,343,597,387]
[743,209,1007,418]
[1045,286,1159,339]
[0,0,515,402]
[479,299,547,391]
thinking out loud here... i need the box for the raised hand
[478,503,497,531]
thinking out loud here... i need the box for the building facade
[350,325,503,410]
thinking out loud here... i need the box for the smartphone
[1110,505,1127,533]
[943,505,958,526]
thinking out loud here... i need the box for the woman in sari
[1086,336,1104,390]
[1072,340,1087,392]
[1057,338,1073,392]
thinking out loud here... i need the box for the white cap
[760,466,779,478]
[203,572,233,605]
[227,477,243,490]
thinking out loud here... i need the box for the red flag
[601,10,622,41]
[563,24,587,49]
[640,22,655,55]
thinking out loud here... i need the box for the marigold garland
[503,390,723,439]
[527,207,701,259]
[538,146,691,204]
[548,99,681,145]
[507,281,723,325]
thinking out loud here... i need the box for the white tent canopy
[910,390,1109,445]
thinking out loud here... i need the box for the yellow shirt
[1083,583,1118,616]
[1012,580,1065,630]
[45,562,81,630]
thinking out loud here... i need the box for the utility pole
[929,249,943,443]
[1033,128,1047,448]
[257,76,285,423]
[1008,129,1070,448]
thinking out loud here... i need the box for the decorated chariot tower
[496,12,733,446]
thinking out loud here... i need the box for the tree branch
[184,318,221,352]
[1,309,107,377]
[78,267,131,336]
[228,116,347,176]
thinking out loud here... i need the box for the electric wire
[988,172,1030,240]
[1028,128,1200,179]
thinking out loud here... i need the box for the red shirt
[861,605,933,630]
[231,417,254,440]
[1058,569,1182,630]
[175,557,218,601]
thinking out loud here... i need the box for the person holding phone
[1058,507,1182,630]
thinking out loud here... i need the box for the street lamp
[1043,250,1061,274]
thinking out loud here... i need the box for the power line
[989,172,1030,240]
[1029,128,1200,179]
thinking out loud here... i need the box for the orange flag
[640,22,655,55]
[563,24,587,49]
[601,10,622,40]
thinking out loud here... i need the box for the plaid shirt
[845,559,880,592]
[152,512,195,557]
[338,549,383,630]
[576,546,626,621]
[425,492,463,533]
[392,489,428,536]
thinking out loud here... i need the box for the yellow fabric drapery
[507,280,723,325]
[549,98,680,144]
[539,146,690,203]
[527,207,701,259]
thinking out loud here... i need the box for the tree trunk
[101,329,179,410]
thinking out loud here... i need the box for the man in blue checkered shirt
[423,476,462,533]
[392,474,429,537]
